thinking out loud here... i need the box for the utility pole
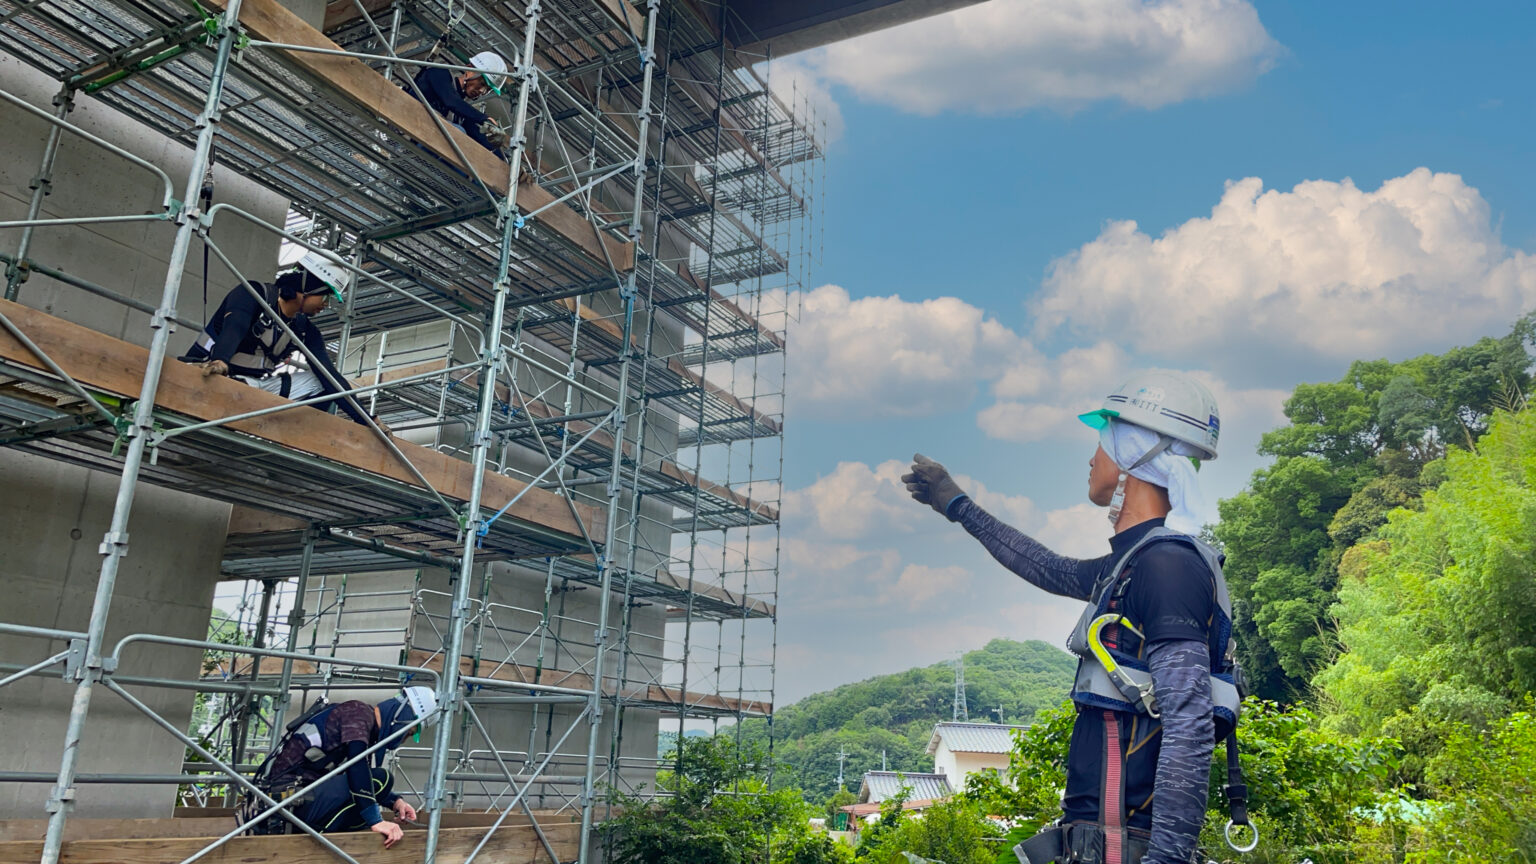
[882,749,887,771]
[953,654,969,722]
[836,745,847,789]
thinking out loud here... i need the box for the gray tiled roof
[859,771,953,803]
[926,721,1030,755]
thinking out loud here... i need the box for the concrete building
[0,0,978,860]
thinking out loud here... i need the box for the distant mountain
[735,638,1075,801]
[656,727,711,757]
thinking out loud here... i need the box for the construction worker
[252,687,439,847]
[903,372,1243,864]
[411,51,510,155]
[178,252,372,426]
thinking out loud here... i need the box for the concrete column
[0,49,287,817]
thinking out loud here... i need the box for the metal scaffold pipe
[37,2,245,859]
[422,0,545,859]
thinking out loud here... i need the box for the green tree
[856,797,997,864]
[1215,318,1534,700]
[1315,409,1536,757]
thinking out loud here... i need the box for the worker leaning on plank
[242,687,439,848]
[411,50,512,156]
[904,372,1250,864]
[177,252,373,427]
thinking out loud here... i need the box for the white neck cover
[1099,420,1207,535]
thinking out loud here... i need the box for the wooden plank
[203,0,634,272]
[0,823,580,864]
[0,301,606,544]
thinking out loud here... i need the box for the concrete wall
[0,44,288,818]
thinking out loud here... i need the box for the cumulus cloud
[1035,168,1536,377]
[806,0,1281,115]
[778,285,1040,419]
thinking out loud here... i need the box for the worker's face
[460,72,490,99]
[299,292,330,316]
[1088,444,1122,507]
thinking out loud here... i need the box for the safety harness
[237,697,333,836]
[185,282,296,377]
[1014,529,1255,864]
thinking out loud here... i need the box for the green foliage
[1222,700,1403,863]
[854,797,997,864]
[606,736,844,864]
[737,639,1074,801]
[1414,709,1536,862]
[1314,409,1536,781]
[1214,317,1535,699]
[824,786,859,822]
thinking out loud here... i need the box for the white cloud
[894,564,972,610]
[779,285,1040,419]
[806,0,1281,115]
[1035,169,1536,377]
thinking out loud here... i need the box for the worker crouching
[241,687,438,849]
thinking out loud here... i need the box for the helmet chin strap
[1105,434,1175,528]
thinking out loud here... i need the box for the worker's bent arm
[948,497,1095,601]
[341,740,385,826]
[1144,639,1215,864]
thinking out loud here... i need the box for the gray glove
[902,453,966,519]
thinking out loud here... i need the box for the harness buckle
[1085,614,1159,717]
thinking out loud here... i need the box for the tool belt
[1014,823,1151,864]
[237,775,313,836]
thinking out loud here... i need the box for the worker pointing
[903,371,1246,864]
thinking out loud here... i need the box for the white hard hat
[402,685,440,727]
[296,251,351,302]
[1079,370,1221,461]
[469,51,509,95]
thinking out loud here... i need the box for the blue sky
[730,0,1536,707]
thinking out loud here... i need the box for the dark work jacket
[411,67,499,153]
[179,281,368,424]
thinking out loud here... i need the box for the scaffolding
[0,0,822,858]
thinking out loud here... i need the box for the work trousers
[296,766,395,832]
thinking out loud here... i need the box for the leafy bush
[855,796,997,864]
[606,736,845,864]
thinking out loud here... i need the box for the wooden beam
[205,0,633,272]
[0,300,605,544]
[0,823,579,864]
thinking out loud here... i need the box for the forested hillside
[733,638,1074,800]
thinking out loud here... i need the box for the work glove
[902,453,966,519]
[199,359,229,377]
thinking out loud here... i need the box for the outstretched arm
[949,497,1096,601]
[902,454,1096,601]
[1144,639,1215,864]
